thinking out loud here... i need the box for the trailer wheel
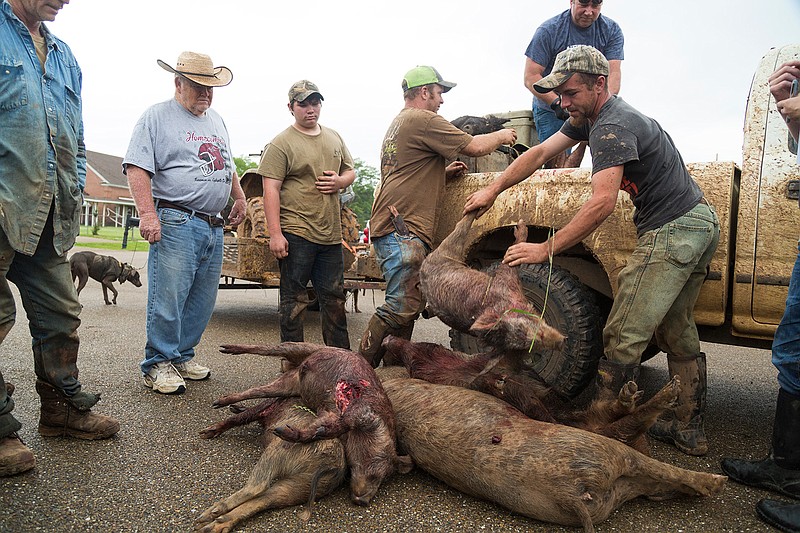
[449,262,603,398]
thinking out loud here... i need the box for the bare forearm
[126,166,156,215]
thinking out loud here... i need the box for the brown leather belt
[155,199,224,227]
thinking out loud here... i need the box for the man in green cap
[358,65,517,367]
[464,45,720,456]
[258,80,355,348]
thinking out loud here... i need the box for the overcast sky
[49,0,800,171]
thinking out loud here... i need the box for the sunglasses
[576,0,603,6]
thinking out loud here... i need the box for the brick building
[83,150,137,227]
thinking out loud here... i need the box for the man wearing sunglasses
[524,0,623,168]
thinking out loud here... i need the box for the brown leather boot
[36,380,119,440]
[649,353,708,456]
[358,315,394,368]
[0,433,35,476]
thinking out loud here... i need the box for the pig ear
[469,310,501,336]
[395,454,414,474]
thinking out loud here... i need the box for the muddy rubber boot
[358,315,394,368]
[756,499,800,532]
[36,380,120,440]
[721,388,800,499]
[595,358,640,400]
[0,432,35,477]
[649,353,708,456]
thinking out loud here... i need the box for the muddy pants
[772,242,800,396]
[278,232,349,349]
[371,232,430,329]
[0,216,83,438]
[604,202,720,364]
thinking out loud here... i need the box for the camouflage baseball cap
[288,80,324,103]
[533,45,610,93]
[401,65,456,92]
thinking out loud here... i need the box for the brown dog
[69,251,142,305]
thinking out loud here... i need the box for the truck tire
[449,262,603,398]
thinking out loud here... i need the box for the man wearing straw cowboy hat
[465,45,719,456]
[123,51,246,395]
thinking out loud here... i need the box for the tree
[235,156,257,177]
[350,158,379,224]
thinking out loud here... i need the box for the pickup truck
[222,44,799,398]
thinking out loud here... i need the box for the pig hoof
[618,381,639,408]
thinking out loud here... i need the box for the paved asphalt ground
[0,243,783,532]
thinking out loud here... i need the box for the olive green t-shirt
[258,125,354,245]
[370,108,472,247]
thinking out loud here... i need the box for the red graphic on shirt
[620,176,638,197]
[198,143,225,177]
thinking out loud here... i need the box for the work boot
[649,353,708,456]
[359,315,394,368]
[756,499,800,532]
[0,433,35,477]
[721,388,800,499]
[36,380,119,440]
[595,358,640,400]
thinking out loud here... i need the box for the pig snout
[535,320,566,350]
[349,470,383,506]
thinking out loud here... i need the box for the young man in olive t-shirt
[359,66,516,366]
[258,80,355,348]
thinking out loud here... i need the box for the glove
[550,99,570,121]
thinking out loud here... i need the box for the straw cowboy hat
[157,51,233,87]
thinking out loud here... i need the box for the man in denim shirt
[0,0,120,477]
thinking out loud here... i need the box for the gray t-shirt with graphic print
[561,96,702,234]
[123,98,234,216]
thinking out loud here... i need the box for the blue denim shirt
[0,0,85,255]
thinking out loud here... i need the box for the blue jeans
[278,233,349,348]
[141,208,223,374]
[0,210,83,437]
[533,105,566,143]
[372,232,429,329]
[603,202,720,364]
[773,243,800,395]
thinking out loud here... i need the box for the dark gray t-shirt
[561,96,702,234]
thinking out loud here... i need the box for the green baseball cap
[288,80,324,103]
[401,65,456,92]
[533,45,609,93]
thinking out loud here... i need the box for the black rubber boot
[721,388,800,499]
[649,353,708,456]
[756,499,800,533]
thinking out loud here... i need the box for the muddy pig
[382,336,678,454]
[383,378,725,532]
[195,397,346,532]
[419,211,565,352]
[215,342,413,506]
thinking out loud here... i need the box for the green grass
[76,225,150,252]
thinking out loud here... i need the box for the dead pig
[382,336,678,454]
[383,378,725,532]
[215,342,413,506]
[419,211,565,351]
[195,397,346,532]
[451,114,510,135]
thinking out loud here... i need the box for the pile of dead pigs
[194,216,726,533]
